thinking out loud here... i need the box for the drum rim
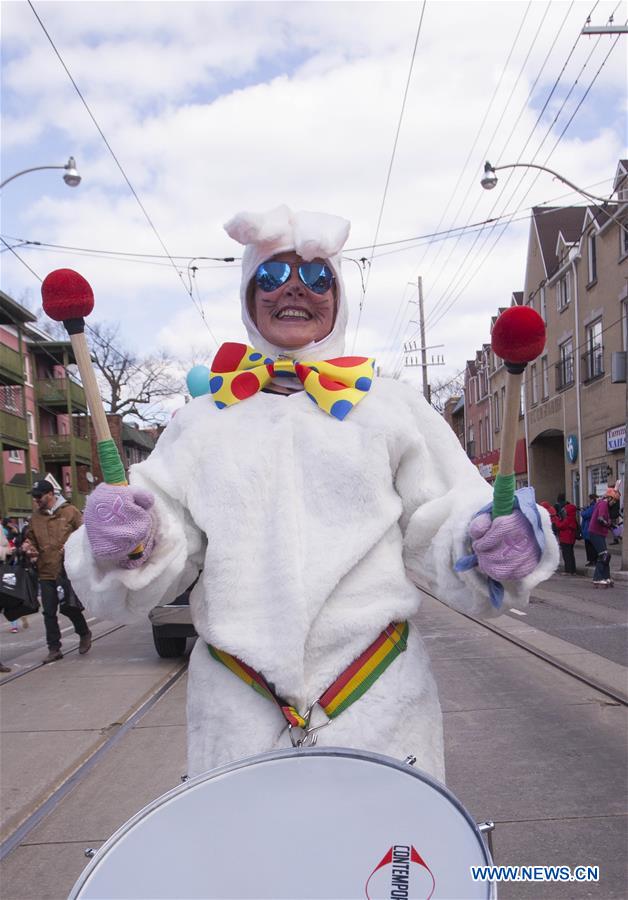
[69,746,495,899]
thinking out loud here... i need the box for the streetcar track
[0,660,187,862]
[460,610,628,707]
[0,623,127,684]
[1,601,625,866]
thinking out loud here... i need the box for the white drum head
[70,747,494,899]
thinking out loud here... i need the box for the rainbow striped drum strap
[207,621,409,731]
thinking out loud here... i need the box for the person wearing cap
[65,207,558,783]
[25,480,92,663]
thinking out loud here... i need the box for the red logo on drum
[365,844,435,900]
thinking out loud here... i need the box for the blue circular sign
[566,433,578,463]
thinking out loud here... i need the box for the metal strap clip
[287,700,331,748]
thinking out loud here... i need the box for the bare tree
[86,322,183,424]
[429,372,465,413]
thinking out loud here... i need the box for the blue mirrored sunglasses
[255,260,335,295]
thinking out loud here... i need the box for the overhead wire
[418,0,586,331]
[405,3,618,355]
[350,0,427,353]
[27,0,220,349]
[380,1,551,373]
[423,1,619,330]
[1,176,615,266]
[1,239,186,411]
[424,12,623,336]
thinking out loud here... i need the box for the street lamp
[0,156,81,190]
[481,157,628,575]
[481,160,624,227]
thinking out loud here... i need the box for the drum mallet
[490,306,546,517]
[41,268,144,559]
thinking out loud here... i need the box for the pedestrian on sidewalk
[580,494,598,567]
[554,501,578,575]
[588,492,614,587]
[555,492,566,519]
[25,480,92,663]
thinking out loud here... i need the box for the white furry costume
[65,207,558,783]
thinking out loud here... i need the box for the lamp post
[481,160,623,227]
[0,156,81,190]
[481,158,627,575]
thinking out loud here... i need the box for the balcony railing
[2,483,32,515]
[555,358,574,391]
[39,432,91,464]
[0,344,24,384]
[582,345,604,383]
[36,377,87,411]
[0,410,28,449]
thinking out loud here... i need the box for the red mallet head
[41,269,94,322]
[491,305,546,365]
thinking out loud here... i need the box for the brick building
[460,160,627,509]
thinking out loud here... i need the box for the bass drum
[69,747,495,900]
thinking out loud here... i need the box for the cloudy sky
[1,0,626,403]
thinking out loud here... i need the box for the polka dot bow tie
[209,342,376,421]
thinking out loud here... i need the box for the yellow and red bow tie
[209,342,375,421]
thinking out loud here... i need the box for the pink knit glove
[84,484,156,569]
[469,510,541,581]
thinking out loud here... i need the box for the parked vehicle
[148,582,198,658]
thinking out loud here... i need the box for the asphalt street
[0,549,626,900]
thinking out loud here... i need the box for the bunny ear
[224,205,292,247]
[292,211,351,260]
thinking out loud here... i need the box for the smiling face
[249,251,336,350]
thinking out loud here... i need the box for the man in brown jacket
[26,480,92,663]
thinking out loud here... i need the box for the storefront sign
[607,424,626,452]
[477,463,492,478]
[566,434,578,463]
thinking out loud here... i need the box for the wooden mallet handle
[41,270,143,558]
[491,307,546,518]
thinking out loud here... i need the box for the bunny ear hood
[224,206,351,360]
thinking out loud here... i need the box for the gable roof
[121,423,156,452]
[533,206,588,278]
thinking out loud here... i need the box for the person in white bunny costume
[66,206,558,783]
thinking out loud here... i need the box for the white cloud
[1,0,625,408]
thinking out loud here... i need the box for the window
[557,339,574,389]
[479,418,484,454]
[588,464,609,497]
[1,385,21,414]
[539,286,547,322]
[530,363,538,405]
[493,392,500,431]
[556,273,570,310]
[621,224,628,258]
[467,425,475,459]
[8,449,21,462]
[541,356,549,399]
[519,382,525,417]
[587,232,597,284]
[27,411,35,442]
[584,320,603,381]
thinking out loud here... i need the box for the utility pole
[403,277,445,403]
[417,277,430,405]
